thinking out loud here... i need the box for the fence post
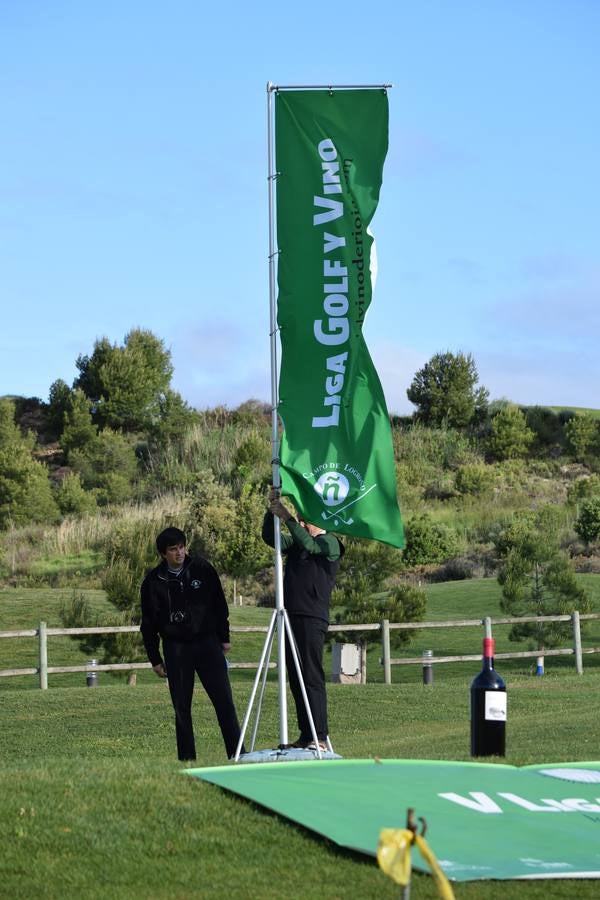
[572,610,583,675]
[38,621,48,690]
[381,619,391,685]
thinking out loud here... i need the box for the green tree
[222,484,272,578]
[406,351,489,428]
[186,471,237,567]
[69,428,138,505]
[145,389,197,448]
[59,592,144,676]
[574,497,600,545]
[331,537,423,648]
[332,538,403,609]
[565,413,598,461]
[60,389,97,456]
[333,583,426,649]
[0,444,59,528]
[47,379,73,438]
[54,472,98,517]
[230,431,271,496]
[487,404,534,460]
[0,399,59,528]
[523,406,564,454]
[0,398,26,449]
[497,512,591,651]
[186,475,271,591]
[567,475,600,508]
[74,328,177,432]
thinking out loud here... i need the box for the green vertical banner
[275,89,404,548]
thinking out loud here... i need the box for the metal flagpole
[266,80,289,748]
[235,82,388,762]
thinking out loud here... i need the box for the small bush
[403,513,458,567]
[332,582,426,648]
[575,497,600,545]
[54,472,97,517]
[567,475,600,507]
[455,463,495,497]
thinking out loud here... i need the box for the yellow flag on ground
[377,828,455,900]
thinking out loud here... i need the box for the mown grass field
[2,676,600,899]
[2,580,600,898]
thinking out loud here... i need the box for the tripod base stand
[233,606,341,764]
[238,746,341,764]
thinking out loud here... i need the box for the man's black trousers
[286,614,328,743]
[163,634,241,761]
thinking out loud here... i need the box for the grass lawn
[2,580,599,897]
[2,676,600,899]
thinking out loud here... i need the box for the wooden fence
[1,612,599,689]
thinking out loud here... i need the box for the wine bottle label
[485,691,507,721]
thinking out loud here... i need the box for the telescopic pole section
[267,81,288,747]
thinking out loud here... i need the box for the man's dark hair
[156,527,187,555]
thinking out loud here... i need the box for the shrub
[575,497,600,545]
[523,406,565,454]
[455,463,495,497]
[54,472,98,517]
[565,413,599,461]
[567,475,600,507]
[487,405,534,461]
[0,446,60,529]
[332,582,426,648]
[102,518,163,613]
[332,538,403,609]
[402,513,458,567]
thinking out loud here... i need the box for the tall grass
[39,495,187,558]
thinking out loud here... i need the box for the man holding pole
[262,489,343,751]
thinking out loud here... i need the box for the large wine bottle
[470,637,506,757]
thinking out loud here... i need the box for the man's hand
[152,663,167,678]
[221,642,231,654]
[269,493,292,522]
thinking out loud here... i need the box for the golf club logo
[304,462,377,527]
[314,472,350,507]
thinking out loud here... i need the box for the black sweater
[262,512,343,623]
[140,555,230,667]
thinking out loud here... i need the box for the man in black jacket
[140,527,243,761]
[262,490,343,751]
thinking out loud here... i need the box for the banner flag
[275,88,404,548]
[188,759,600,882]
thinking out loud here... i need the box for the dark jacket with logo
[140,555,230,667]
[262,513,344,623]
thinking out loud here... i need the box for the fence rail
[1,613,599,688]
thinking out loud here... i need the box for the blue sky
[1,1,598,415]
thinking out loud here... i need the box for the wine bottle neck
[483,637,495,668]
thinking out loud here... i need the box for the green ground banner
[275,89,404,548]
[188,758,600,882]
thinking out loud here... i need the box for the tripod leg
[249,618,276,751]
[233,608,277,761]
[282,609,323,759]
